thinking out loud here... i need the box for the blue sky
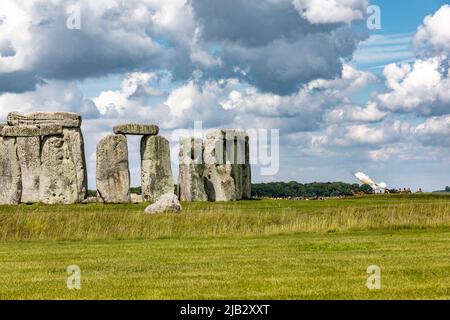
[371,0,448,34]
[2,0,450,191]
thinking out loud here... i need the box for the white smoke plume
[354,172,387,190]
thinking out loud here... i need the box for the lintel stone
[2,125,40,137]
[7,112,81,127]
[0,123,7,136]
[113,124,159,136]
[40,124,63,136]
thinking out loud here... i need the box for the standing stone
[96,134,130,203]
[203,130,236,201]
[222,129,251,200]
[242,135,252,199]
[63,128,88,201]
[177,128,251,202]
[16,136,40,203]
[141,135,174,202]
[39,128,88,204]
[0,137,22,204]
[179,138,207,201]
[223,129,246,200]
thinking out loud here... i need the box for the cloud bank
[1,1,450,190]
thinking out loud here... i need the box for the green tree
[359,184,373,194]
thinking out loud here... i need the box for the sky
[1,0,450,191]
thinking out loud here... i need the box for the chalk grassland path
[0,194,449,299]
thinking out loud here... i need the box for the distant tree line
[88,182,374,199]
[251,181,373,198]
[87,187,142,197]
[432,186,450,193]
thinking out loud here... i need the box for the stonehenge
[179,129,252,202]
[0,112,88,204]
[96,124,174,203]
[1,111,251,205]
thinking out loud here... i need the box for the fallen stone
[141,135,174,202]
[178,137,208,201]
[113,124,159,136]
[17,136,41,203]
[39,128,88,204]
[40,124,63,136]
[2,125,40,137]
[7,112,81,127]
[144,193,182,214]
[0,137,22,204]
[96,134,131,203]
[130,193,143,203]
[82,196,98,204]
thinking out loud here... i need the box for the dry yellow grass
[0,194,449,241]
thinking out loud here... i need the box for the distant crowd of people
[383,188,422,194]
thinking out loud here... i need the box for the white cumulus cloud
[377,57,450,116]
[292,0,369,24]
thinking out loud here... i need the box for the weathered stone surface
[218,129,252,200]
[0,123,7,135]
[223,130,243,200]
[242,135,252,199]
[141,135,174,202]
[82,196,98,204]
[199,129,252,201]
[0,137,22,204]
[2,125,40,137]
[144,193,182,214]
[7,112,81,127]
[178,138,207,201]
[203,132,236,201]
[96,134,131,203]
[64,128,88,201]
[227,130,251,200]
[40,124,63,136]
[16,136,40,203]
[130,193,143,203]
[1,124,63,137]
[113,124,159,136]
[39,128,88,204]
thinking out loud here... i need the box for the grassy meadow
[0,194,449,299]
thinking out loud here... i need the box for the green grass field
[0,194,449,299]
